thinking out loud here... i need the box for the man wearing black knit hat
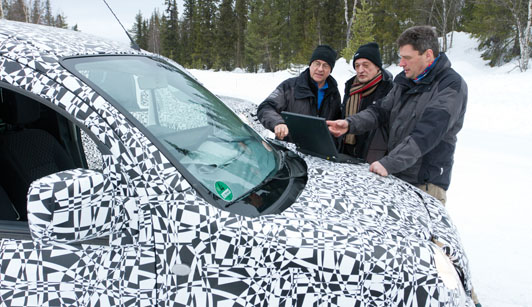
[257,45,342,140]
[341,42,394,163]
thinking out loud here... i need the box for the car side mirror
[27,168,114,245]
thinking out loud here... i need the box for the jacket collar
[395,53,451,89]
[295,68,338,100]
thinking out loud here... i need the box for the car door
[0,87,157,306]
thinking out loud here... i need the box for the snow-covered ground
[190,32,532,306]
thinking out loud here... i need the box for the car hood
[288,153,433,242]
[154,147,473,297]
[275,149,473,294]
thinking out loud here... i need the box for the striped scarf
[344,71,382,145]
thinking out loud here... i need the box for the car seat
[0,91,75,220]
[0,184,19,221]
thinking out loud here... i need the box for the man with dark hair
[327,25,468,206]
[257,45,342,140]
[341,42,394,162]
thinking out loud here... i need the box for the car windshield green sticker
[215,181,233,201]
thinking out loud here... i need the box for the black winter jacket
[257,68,342,136]
[346,53,467,190]
[341,69,394,162]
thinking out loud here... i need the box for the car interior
[0,87,91,225]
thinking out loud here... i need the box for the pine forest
[2,0,531,72]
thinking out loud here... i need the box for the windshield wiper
[165,140,190,156]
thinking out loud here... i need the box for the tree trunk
[509,0,529,71]
[501,0,531,71]
[24,2,30,23]
[344,0,349,45]
[317,18,322,45]
[450,19,455,49]
[441,0,448,52]
[0,2,3,19]
[428,0,435,24]
[344,0,358,47]
[265,42,273,72]
[520,0,532,71]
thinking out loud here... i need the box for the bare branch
[345,0,358,46]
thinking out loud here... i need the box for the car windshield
[64,55,278,202]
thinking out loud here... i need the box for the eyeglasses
[310,61,331,70]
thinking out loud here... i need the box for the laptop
[281,111,364,164]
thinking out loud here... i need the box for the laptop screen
[281,111,339,159]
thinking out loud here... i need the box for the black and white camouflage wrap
[27,168,113,244]
[0,20,473,306]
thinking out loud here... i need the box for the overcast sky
[50,0,182,43]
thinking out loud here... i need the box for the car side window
[80,131,104,171]
[0,88,105,222]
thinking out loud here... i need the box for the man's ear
[424,49,435,61]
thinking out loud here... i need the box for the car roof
[0,19,196,88]
[0,19,142,58]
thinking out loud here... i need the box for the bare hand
[369,161,388,176]
[326,120,349,137]
[274,123,289,140]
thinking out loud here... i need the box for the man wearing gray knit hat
[257,45,342,141]
[339,42,394,163]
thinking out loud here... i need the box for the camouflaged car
[0,20,474,306]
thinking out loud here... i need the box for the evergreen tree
[132,12,148,50]
[30,0,42,24]
[293,2,319,66]
[234,0,247,68]
[275,0,292,67]
[141,20,149,50]
[371,0,417,65]
[147,10,162,54]
[419,0,465,51]
[342,0,375,61]
[279,0,318,67]
[267,0,284,70]
[319,0,347,52]
[192,0,219,69]
[464,0,519,66]
[7,0,28,22]
[245,0,283,72]
[182,0,199,67]
[43,0,53,25]
[55,13,67,28]
[214,0,237,70]
[161,0,180,61]
[244,1,263,72]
